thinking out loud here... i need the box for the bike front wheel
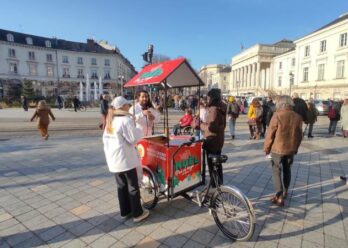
[211,185,255,241]
[140,167,159,210]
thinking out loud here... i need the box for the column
[86,74,90,101]
[249,64,252,88]
[94,82,97,100]
[266,67,270,90]
[253,63,257,86]
[256,63,261,87]
[79,82,83,101]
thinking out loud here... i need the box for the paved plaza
[0,108,348,247]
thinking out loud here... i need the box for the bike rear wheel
[79,106,87,112]
[211,185,255,241]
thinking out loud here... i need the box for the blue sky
[0,0,347,71]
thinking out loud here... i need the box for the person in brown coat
[264,95,303,206]
[30,100,56,140]
[200,88,227,188]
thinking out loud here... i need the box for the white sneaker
[267,154,272,160]
[133,209,150,223]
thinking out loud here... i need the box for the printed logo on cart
[135,65,163,84]
[174,155,200,182]
[136,144,145,158]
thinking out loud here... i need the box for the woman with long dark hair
[129,90,160,137]
[200,88,227,188]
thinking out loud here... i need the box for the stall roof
[124,57,204,88]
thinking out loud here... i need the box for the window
[279,62,282,70]
[305,46,310,57]
[77,57,83,64]
[7,33,14,42]
[320,40,326,52]
[303,67,309,82]
[8,49,16,58]
[278,76,282,87]
[91,69,98,79]
[63,68,70,77]
[46,54,53,62]
[10,63,18,73]
[291,58,295,66]
[62,56,69,63]
[336,60,345,79]
[317,64,325,81]
[105,59,110,66]
[104,70,110,79]
[26,37,33,45]
[77,69,84,78]
[339,33,347,47]
[29,63,37,75]
[45,40,51,48]
[91,58,97,65]
[47,65,54,77]
[28,51,35,61]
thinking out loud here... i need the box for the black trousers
[206,149,223,188]
[271,154,293,197]
[114,168,143,218]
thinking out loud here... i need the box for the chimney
[87,39,94,50]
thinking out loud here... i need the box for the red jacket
[180,114,193,127]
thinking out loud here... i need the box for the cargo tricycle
[124,58,255,241]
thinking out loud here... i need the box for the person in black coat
[261,99,270,138]
[100,94,109,129]
[292,93,308,123]
[73,96,80,112]
[266,96,277,127]
[21,96,28,111]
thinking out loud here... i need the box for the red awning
[124,57,204,88]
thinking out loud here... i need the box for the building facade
[230,40,295,96]
[0,29,136,101]
[272,13,348,100]
[198,64,231,94]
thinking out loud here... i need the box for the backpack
[328,108,337,119]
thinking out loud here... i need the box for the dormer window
[7,33,14,42]
[45,40,51,48]
[26,37,33,45]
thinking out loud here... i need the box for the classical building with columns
[198,64,231,94]
[230,40,295,96]
[272,13,348,100]
[0,28,136,101]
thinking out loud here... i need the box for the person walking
[103,96,149,222]
[341,99,348,138]
[130,90,160,137]
[264,95,303,206]
[30,100,55,140]
[21,95,28,111]
[200,88,226,188]
[328,101,341,136]
[99,94,109,129]
[306,101,319,138]
[261,99,270,138]
[247,98,263,140]
[292,93,308,123]
[227,96,239,140]
[73,96,80,112]
[57,95,63,110]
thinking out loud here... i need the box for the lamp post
[289,72,294,96]
[118,75,125,96]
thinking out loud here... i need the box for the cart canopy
[124,57,204,88]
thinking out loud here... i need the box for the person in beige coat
[30,100,55,140]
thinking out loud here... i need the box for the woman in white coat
[103,96,149,222]
[129,90,160,137]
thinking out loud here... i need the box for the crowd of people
[26,88,348,220]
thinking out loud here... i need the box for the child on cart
[103,96,150,222]
[173,108,193,135]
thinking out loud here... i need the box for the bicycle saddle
[208,154,228,164]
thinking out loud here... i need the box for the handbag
[248,118,256,126]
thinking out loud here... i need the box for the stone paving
[0,110,348,247]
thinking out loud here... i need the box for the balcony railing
[62,74,71,78]
[77,75,85,79]
[91,75,98,79]
[104,75,111,80]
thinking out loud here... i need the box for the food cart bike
[124,58,255,241]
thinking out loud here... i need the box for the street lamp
[118,75,125,96]
[289,72,294,96]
